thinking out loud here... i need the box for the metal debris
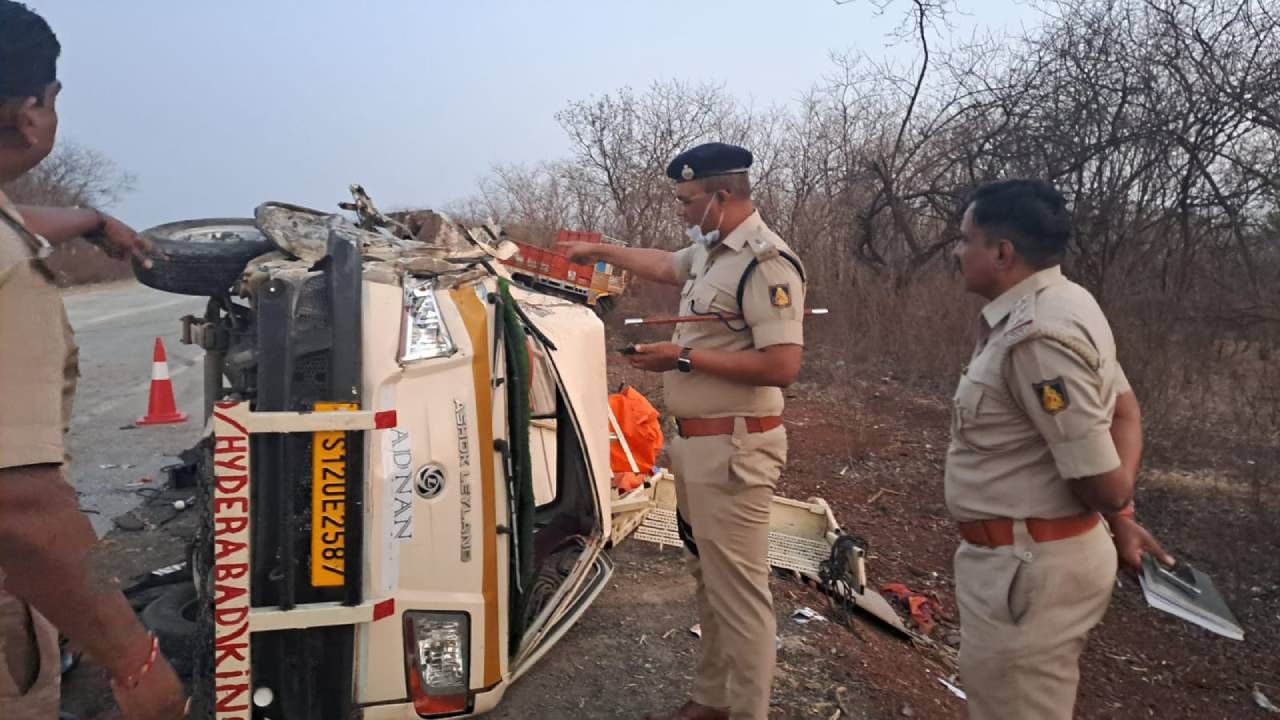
[1255,687,1279,713]
[792,606,827,624]
[939,676,967,700]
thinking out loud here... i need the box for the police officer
[0,3,187,717]
[564,142,805,720]
[946,179,1173,719]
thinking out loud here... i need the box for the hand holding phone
[1156,559,1201,596]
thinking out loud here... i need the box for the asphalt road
[61,280,208,536]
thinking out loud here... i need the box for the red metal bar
[623,308,830,326]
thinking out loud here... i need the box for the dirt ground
[62,486,198,719]
[489,541,891,720]
[64,359,1280,719]
[605,358,1280,720]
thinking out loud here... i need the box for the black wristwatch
[81,207,108,245]
[677,346,694,373]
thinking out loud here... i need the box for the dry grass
[1109,295,1280,450]
[606,259,1280,460]
[805,269,980,394]
[45,239,132,287]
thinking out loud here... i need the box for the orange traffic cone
[136,338,188,426]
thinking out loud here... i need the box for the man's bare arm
[685,344,802,388]
[14,205,103,245]
[1107,390,1143,487]
[628,342,802,388]
[561,242,680,286]
[1098,391,1174,570]
[1068,391,1141,513]
[16,205,157,267]
[0,465,162,684]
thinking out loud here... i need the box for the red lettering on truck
[213,404,253,720]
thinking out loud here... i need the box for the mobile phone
[616,345,638,355]
[1156,560,1200,596]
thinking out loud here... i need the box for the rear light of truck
[404,611,471,717]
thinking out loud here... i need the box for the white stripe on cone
[152,362,170,380]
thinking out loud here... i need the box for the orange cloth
[608,386,663,479]
[611,471,646,493]
[881,583,941,636]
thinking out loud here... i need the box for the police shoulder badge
[769,284,792,309]
[1032,378,1070,414]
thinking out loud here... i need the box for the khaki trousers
[671,421,786,720]
[955,520,1117,720]
[0,584,60,719]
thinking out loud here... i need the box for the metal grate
[766,531,831,576]
[291,351,329,403]
[295,274,330,329]
[633,507,684,548]
[633,507,830,576]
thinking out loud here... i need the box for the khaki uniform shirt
[0,190,79,468]
[664,211,805,419]
[945,266,1130,522]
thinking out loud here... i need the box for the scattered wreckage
[128,186,908,719]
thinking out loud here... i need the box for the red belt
[676,415,783,438]
[958,513,1100,548]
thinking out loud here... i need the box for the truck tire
[140,583,199,678]
[132,218,273,297]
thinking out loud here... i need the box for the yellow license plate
[311,402,357,587]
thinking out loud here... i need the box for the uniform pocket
[952,377,1034,453]
[728,425,785,491]
[952,380,984,436]
[1005,559,1035,625]
[955,545,1035,629]
[686,282,734,316]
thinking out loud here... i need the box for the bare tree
[554,80,748,248]
[452,0,1280,441]
[1,142,138,286]
[3,141,135,208]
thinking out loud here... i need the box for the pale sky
[30,0,1042,228]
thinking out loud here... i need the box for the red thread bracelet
[111,633,160,691]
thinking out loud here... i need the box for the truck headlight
[403,611,470,717]
[400,277,456,363]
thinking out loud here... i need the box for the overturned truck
[135,187,901,720]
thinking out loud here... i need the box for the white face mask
[685,196,723,247]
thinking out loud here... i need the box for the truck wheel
[140,583,200,678]
[132,219,274,297]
